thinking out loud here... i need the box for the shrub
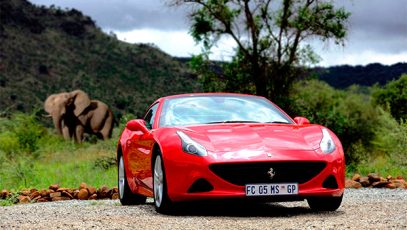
[290,80,381,165]
[0,113,46,156]
[373,74,407,121]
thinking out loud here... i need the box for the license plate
[245,183,298,196]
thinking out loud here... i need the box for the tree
[172,0,350,106]
[373,74,407,121]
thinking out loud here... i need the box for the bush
[373,74,407,121]
[289,80,381,165]
[0,113,46,156]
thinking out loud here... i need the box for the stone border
[1,183,119,204]
[346,173,406,189]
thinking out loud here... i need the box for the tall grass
[0,113,119,191]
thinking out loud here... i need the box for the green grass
[0,138,118,190]
[0,114,119,191]
[346,155,407,178]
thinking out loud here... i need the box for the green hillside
[0,0,201,119]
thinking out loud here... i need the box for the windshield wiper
[265,121,291,124]
[206,120,261,124]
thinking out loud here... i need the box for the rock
[52,196,71,201]
[39,189,49,197]
[1,189,10,199]
[372,181,390,188]
[57,188,68,192]
[368,173,381,182]
[77,189,89,200]
[385,183,397,189]
[20,190,30,196]
[87,187,97,195]
[36,198,48,203]
[62,191,74,199]
[49,192,62,198]
[386,175,393,181]
[345,179,362,189]
[88,194,97,200]
[393,180,406,189]
[111,193,119,200]
[79,182,88,190]
[97,185,110,199]
[18,195,31,204]
[112,187,119,194]
[49,184,60,191]
[352,174,361,181]
[396,176,405,180]
[73,190,80,199]
[29,191,40,200]
[30,188,38,194]
[32,196,42,201]
[359,177,370,187]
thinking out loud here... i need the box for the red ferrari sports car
[117,93,345,213]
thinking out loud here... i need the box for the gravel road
[1,189,406,229]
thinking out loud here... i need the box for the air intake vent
[322,175,339,189]
[187,179,214,193]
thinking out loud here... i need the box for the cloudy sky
[29,0,407,67]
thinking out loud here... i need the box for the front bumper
[163,150,345,202]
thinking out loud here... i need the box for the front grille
[209,161,326,186]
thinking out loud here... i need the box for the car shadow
[146,200,345,217]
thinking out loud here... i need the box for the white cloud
[29,0,407,66]
[113,29,237,61]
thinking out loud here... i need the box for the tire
[118,154,146,205]
[153,153,172,213]
[307,194,343,211]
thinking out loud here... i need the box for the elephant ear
[70,90,91,116]
[44,93,68,115]
[44,94,57,114]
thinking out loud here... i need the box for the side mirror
[126,119,149,133]
[293,117,310,125]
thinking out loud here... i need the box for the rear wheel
[118,154,146,205]
[307,194,343,211]
[153,153,172,213]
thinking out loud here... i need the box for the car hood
[179,123,323,153]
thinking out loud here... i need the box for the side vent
[322,175,339,189]
[187,179,214,193]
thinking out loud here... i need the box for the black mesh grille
[209,161,326,186]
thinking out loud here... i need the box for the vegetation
[0,0,201,120]
[373,74,407,121]
[315,63,407,89]
[290,79,407,176]
[0,113,122,190]
[173,0,350,108]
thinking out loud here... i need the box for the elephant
[44,90,114,143]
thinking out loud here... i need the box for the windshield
[159,95,293,127]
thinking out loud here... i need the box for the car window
[144,103,159,129]
[159,96,293,127]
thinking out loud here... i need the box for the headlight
[176,131,207,156]
[320,128,336,154]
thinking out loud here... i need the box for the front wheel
[307,194,343,211]
[118,154,146,205]
[153,153,172,213]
